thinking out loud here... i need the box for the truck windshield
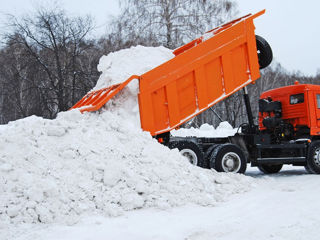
[290,93,304,104]
[317,94,320,108]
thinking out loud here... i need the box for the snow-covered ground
[5,166,320,240]
[1,45,320,240]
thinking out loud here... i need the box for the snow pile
[94,45,174,90]
[172,122,237,138]
[0,111,253,226]
[0,46,254,227]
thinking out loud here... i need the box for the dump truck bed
[71,10,265,136]
[138,11,263,135]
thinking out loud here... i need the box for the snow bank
[0,46,254,227]
[172,122,237,138]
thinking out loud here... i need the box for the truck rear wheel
[169,141,205,167]
[209,144,247,174]
[306,141,320,174]
[256,35,273,69]
[258,164,283,174]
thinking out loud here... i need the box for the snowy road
[8,166,320,240]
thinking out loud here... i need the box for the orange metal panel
[151,87,169,132]
[194,66,208,109]
[166,82,181,127]
[204,57,224,103]
[221,51,235,94]
[176,72,197,120]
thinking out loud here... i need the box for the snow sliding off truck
[71,10,320,174]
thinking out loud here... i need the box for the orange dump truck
[72,10,320,175]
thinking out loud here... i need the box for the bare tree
[3,6,98,119]
[111,0,238,49]
[0,40,44,121]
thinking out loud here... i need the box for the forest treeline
[0,0,318,127]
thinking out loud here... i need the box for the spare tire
[256,35,273,69]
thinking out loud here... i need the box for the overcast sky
[1,0,319,76]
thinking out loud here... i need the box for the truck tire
[203,144,219,169]
[209,144,247,173]
[256,35,273,69]
[258,164,283,174]
[169,141,205,167]
[304,164,315,174]
[306,141,320,174]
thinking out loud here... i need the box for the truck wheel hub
[226,159,235,168]
[221,152,241,172]
[314,149,320,166]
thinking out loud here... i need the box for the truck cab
[250,82,320,174]
[259,82,320,138]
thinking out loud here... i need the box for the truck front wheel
[306,141,320,174]
[258,164,283,174]
[209,144,247,174]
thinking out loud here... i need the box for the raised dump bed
[71,10,265,136]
